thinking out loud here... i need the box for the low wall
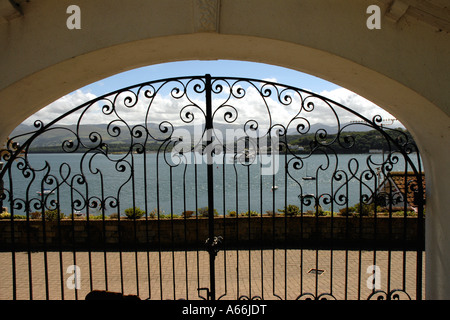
[0,216,424,251]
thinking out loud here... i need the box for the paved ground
[0,249,425,300]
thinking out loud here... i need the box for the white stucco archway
[1,0,449,299]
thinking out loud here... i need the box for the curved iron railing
[0,75,424,300]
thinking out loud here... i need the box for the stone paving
[0,249,425,300]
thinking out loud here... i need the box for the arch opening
[0,73,425,300]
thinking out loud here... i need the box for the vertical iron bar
[284,146,287,299]
[357,177,363,300]
[205,74,216,300]
[314,167,319,299]
[344,178,349,300]
[220,146,228,299]
[330,172,334,298]
[8,168,17,300]
[156,146,163,299]
[234,155,240,298]
[84,176,93,294]
[131,153,140,298]
[57,190,65,300]
[195,162,201,299]
[117,178,123,295]
[69,186,76,300]
[258,137,264,300]
[246,137,252,298]
[300,176,304,297]
[372,184,378,298]
[143,149,152,299]
[387,180,393,295]
[416,171,424,300]
[402,166,408,293]
[170,166,176,299]
[182,162,189,299]
[40,181,50,300]
[271,137,281,299]
[69,183,78,300]
[100,174,109,292]
[371,170,379,299]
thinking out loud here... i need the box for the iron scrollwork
[0,75,423,301]
[368,289,412,300]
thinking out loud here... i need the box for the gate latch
[205,236,223,257]
[197,287,212,300]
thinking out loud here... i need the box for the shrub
[45,209,65,221]
[197,207,218,217]
[148,208,157,218]
[182,210,195,218]
[353,203,375,217]
[227,210,237,217]
[240,210,259,217]
[0,212,26,219]
[88,213,104,220]
[124,207,145,219]
[109,213,119,219]
[338,203,375,217]
[0,212,11,219]
[338,207,352,216]
[29,211,41,219]
[278,204,300,216]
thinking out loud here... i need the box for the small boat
[302,163,316,180]
[73,211,84,217]
[271,186,278,191]
[37,189,55,196]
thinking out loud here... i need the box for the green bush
[227,210,237,217]
[182,210,195,218]
[240,210,259,217]
[0,212,11,219]
[109,213,119,219]
[88,214,104,220]
[45,209,65,221]
[338,203,375,217]
[124,207,145,219]
[29,211,41,219]
[278,204,300,216]
[197,207,218,217]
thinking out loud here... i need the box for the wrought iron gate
[0,75,424,300]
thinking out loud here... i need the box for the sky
[21,60,400,129]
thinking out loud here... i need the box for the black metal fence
[0,75,425,300]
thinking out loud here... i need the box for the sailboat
[36,189,55,196]
[302,163,316,181]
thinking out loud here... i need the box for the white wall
[1,0,449,298]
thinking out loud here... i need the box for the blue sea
[2,152,421,217]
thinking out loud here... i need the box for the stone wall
[0,216,424,251]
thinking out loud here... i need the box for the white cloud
[22,90,98,126]
[21,84,402,133]
[318,87,400,126]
